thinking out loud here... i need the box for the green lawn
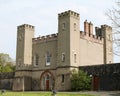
[0,91,96,96]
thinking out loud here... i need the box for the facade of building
[13,10,113,91]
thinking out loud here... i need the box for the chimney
[89,22,93,35]
[84,20,89,35]
[95,27,99,36]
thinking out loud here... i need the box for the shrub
[71,70,92,91]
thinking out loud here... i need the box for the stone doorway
[45,75,50,90]
[40,71,55,91]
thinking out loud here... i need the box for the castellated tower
[101,25,113,64]
[16,24,34,70]
[57,10,80,67]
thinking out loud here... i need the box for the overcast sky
[0,0,118,62]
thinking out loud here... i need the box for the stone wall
[0,72,15,90]
[80,63,120,91]
[32,78,40,91]
[13,76,32,91]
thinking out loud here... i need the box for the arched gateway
[40,71,55,91]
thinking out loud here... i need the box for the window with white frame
[46,52,51,66]
[33,54,39,66]
[62,52,65,62]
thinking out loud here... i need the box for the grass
[0,91,97,96]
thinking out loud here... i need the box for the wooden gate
[93,75,99,91]
[46,79,49,91]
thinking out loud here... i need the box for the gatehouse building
[12,10,113,91]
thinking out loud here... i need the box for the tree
[106,1,120,56]
[0,53,15,72]
[71,69,91,91]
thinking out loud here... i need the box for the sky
[0,0,118,62]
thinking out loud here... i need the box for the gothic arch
[40,70,55,90]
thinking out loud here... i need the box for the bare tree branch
[106,1,120,56]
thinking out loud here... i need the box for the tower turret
[16,24,34,70]
[57,10,80,67]
[101,25,113,64]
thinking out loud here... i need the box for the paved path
[60,91,120,96]
[79,91,120,96]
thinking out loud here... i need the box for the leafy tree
[71,69,91,91]
[0,53,15,72]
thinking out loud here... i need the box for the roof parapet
[58,10,79,19]
[33,33,58,43]
[17,24,34,30]
[80,31,103,44]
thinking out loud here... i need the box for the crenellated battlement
[17,24,34,30]
[101,24,112,29]
[80,31,103,44]
[32,33,58,44]
[58,10,79,19]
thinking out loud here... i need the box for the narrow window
[33,55,36,66]
[74,54,77,63]
[33,54,39,66]
[36,54,39,65]
[46,52,51,66]
[108,34,112,41]
[62,52,65,62]
[109,61,111,63]
[46,75,49,80]
[74,23,76,31]
[62,74,65,83]
[62,23,65,30]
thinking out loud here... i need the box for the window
[62,52,65,62]
[33,54,39,66]
[46,52,51,66]
[18,33,23,41]
[46,75,50,80]
[109,61,111,63]
[36,54,39,65]
[74,54,77,63]
[62,23,65,30]
[74,23,76,31]
[62,74,65,83]
[108,34,112,41]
